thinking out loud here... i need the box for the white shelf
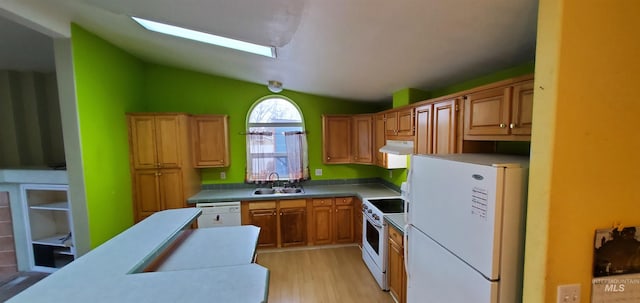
[29,201,69,211]
[32,234,72,248]
[54,247,74,256]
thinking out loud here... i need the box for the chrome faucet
[268,172,279,187]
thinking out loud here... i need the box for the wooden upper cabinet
[397,109,415,136]
[464,86,512,136]
[415,98,458,155]
[190,115,229,168]
[129,115,183,169]
[374,114,387,167]
[463,78,534,141]
[352,114,373,164]
[510,80,534,136]
[432,99,458,154]
[414,104,433,154]
[322,115,352,164]
[385,108,415,137]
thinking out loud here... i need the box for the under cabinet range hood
[379,140,414,155]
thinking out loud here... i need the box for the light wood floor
[257,245,394,303]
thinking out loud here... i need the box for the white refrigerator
[406,154,529,303]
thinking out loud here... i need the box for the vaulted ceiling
[0,0,538,102]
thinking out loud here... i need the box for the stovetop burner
[366,198,404,213]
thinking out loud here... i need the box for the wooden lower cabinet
[243,199,307,248]
[310,197,355,245]
[279,200,307,247]
[354,198,363,247]
[249,208,278,248]
[388,225,407,303]
[246,201,278,248]
[242,197,358,248]
[133,168,185,220]
[311,200,334,245]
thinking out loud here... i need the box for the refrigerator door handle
[404,225,410,279]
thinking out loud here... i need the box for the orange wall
[524,0,640,302]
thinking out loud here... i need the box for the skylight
[131,17,276,58]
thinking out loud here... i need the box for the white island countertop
[8,208,269,303]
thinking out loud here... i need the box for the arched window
[246,97,309,183]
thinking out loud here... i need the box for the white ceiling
[0,0,538,102]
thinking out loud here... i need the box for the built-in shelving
[21,184,75,272]
[29,201,69,211]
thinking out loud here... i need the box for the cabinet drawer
[389,225,404,247]
[335,197,353,205]
[312,198,334,207]
[279,199,307,208]
[248,201,277,210]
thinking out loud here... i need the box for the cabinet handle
[327,156,331,160]
[280,212,283,216]
[509,123,516,129]
[158,172,162,176]
[499,123,506,128]
[273,212,276,216]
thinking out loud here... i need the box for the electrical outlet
[389,171,393,178]
[315,169,322,176]
[220,171,226,179]
[557,284,580,303]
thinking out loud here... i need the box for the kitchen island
[8,208,269,303]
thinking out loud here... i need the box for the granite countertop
[8,209,269,303]
[188,183,401,203]
[385,213,406,234]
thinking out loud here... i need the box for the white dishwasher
[195,201,241,228]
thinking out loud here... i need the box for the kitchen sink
[253,187,304,195]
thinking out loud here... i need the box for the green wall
[142,64,384,184]
[71,24,145,247]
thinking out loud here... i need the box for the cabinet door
[154,115,183,168]
[432,99,458,154]
[312,200,333,245]
[510,80,534,136]
[133,170,161,221]
[191,115,229,167]
[352,115,373,164]
[385,111,398,136]
[158,168,185,209]
[129,116,158,169]
[249,209,278,248]
[280,207,307,247]
[354,198,363,247]
[334,202,354,243]
[414,104,433,154]
[374,114,387,167]
[396,108,415,136]
[322,115,352,164]
[464,86,511,136]
[388,227,406,303]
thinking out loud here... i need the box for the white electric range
[361,196,405,290]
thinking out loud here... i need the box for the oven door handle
[363,213,383,229]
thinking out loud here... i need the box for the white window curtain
[284,131,309,181]
[246,131,273,183]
